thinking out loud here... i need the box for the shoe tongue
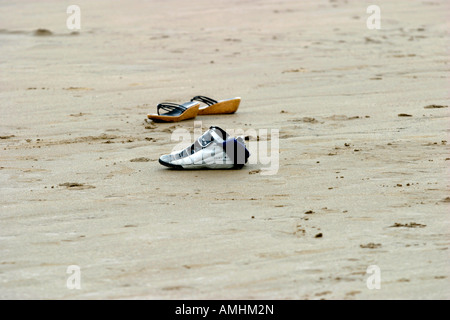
[180,126,230,157]
[188,127,221,155]
[208,129,226,143]
[196,127,228,145]
[197,132,212,147]
[209,126,229,141]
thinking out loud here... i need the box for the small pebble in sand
[33,28,53,36]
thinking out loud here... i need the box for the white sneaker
[159,126,250,169]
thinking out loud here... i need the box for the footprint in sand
[0,135,15,139]
[58,182,95,190]
[129,157,150,162]
[288,117,319,123]
[389,222,426,228]
[424,104,447,109]
[360,243,382,249]
[63,87,93,91]
[325,115,361,121]
[69,112,91,117]
[282,68,307,73]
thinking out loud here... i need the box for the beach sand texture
[0,0,449,299]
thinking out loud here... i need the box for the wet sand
[0,0,449,299]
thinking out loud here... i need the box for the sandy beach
[1,0,449,300]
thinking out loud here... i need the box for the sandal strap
[157,102,187,115]
[191,95,218,106]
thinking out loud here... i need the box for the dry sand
[0,0,449,299]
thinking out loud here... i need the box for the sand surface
[1,0,449,299]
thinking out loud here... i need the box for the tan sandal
[191,96,241,115]
[147,101,199,122]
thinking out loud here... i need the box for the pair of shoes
[147,96,240,122]
[159,126,250,170]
